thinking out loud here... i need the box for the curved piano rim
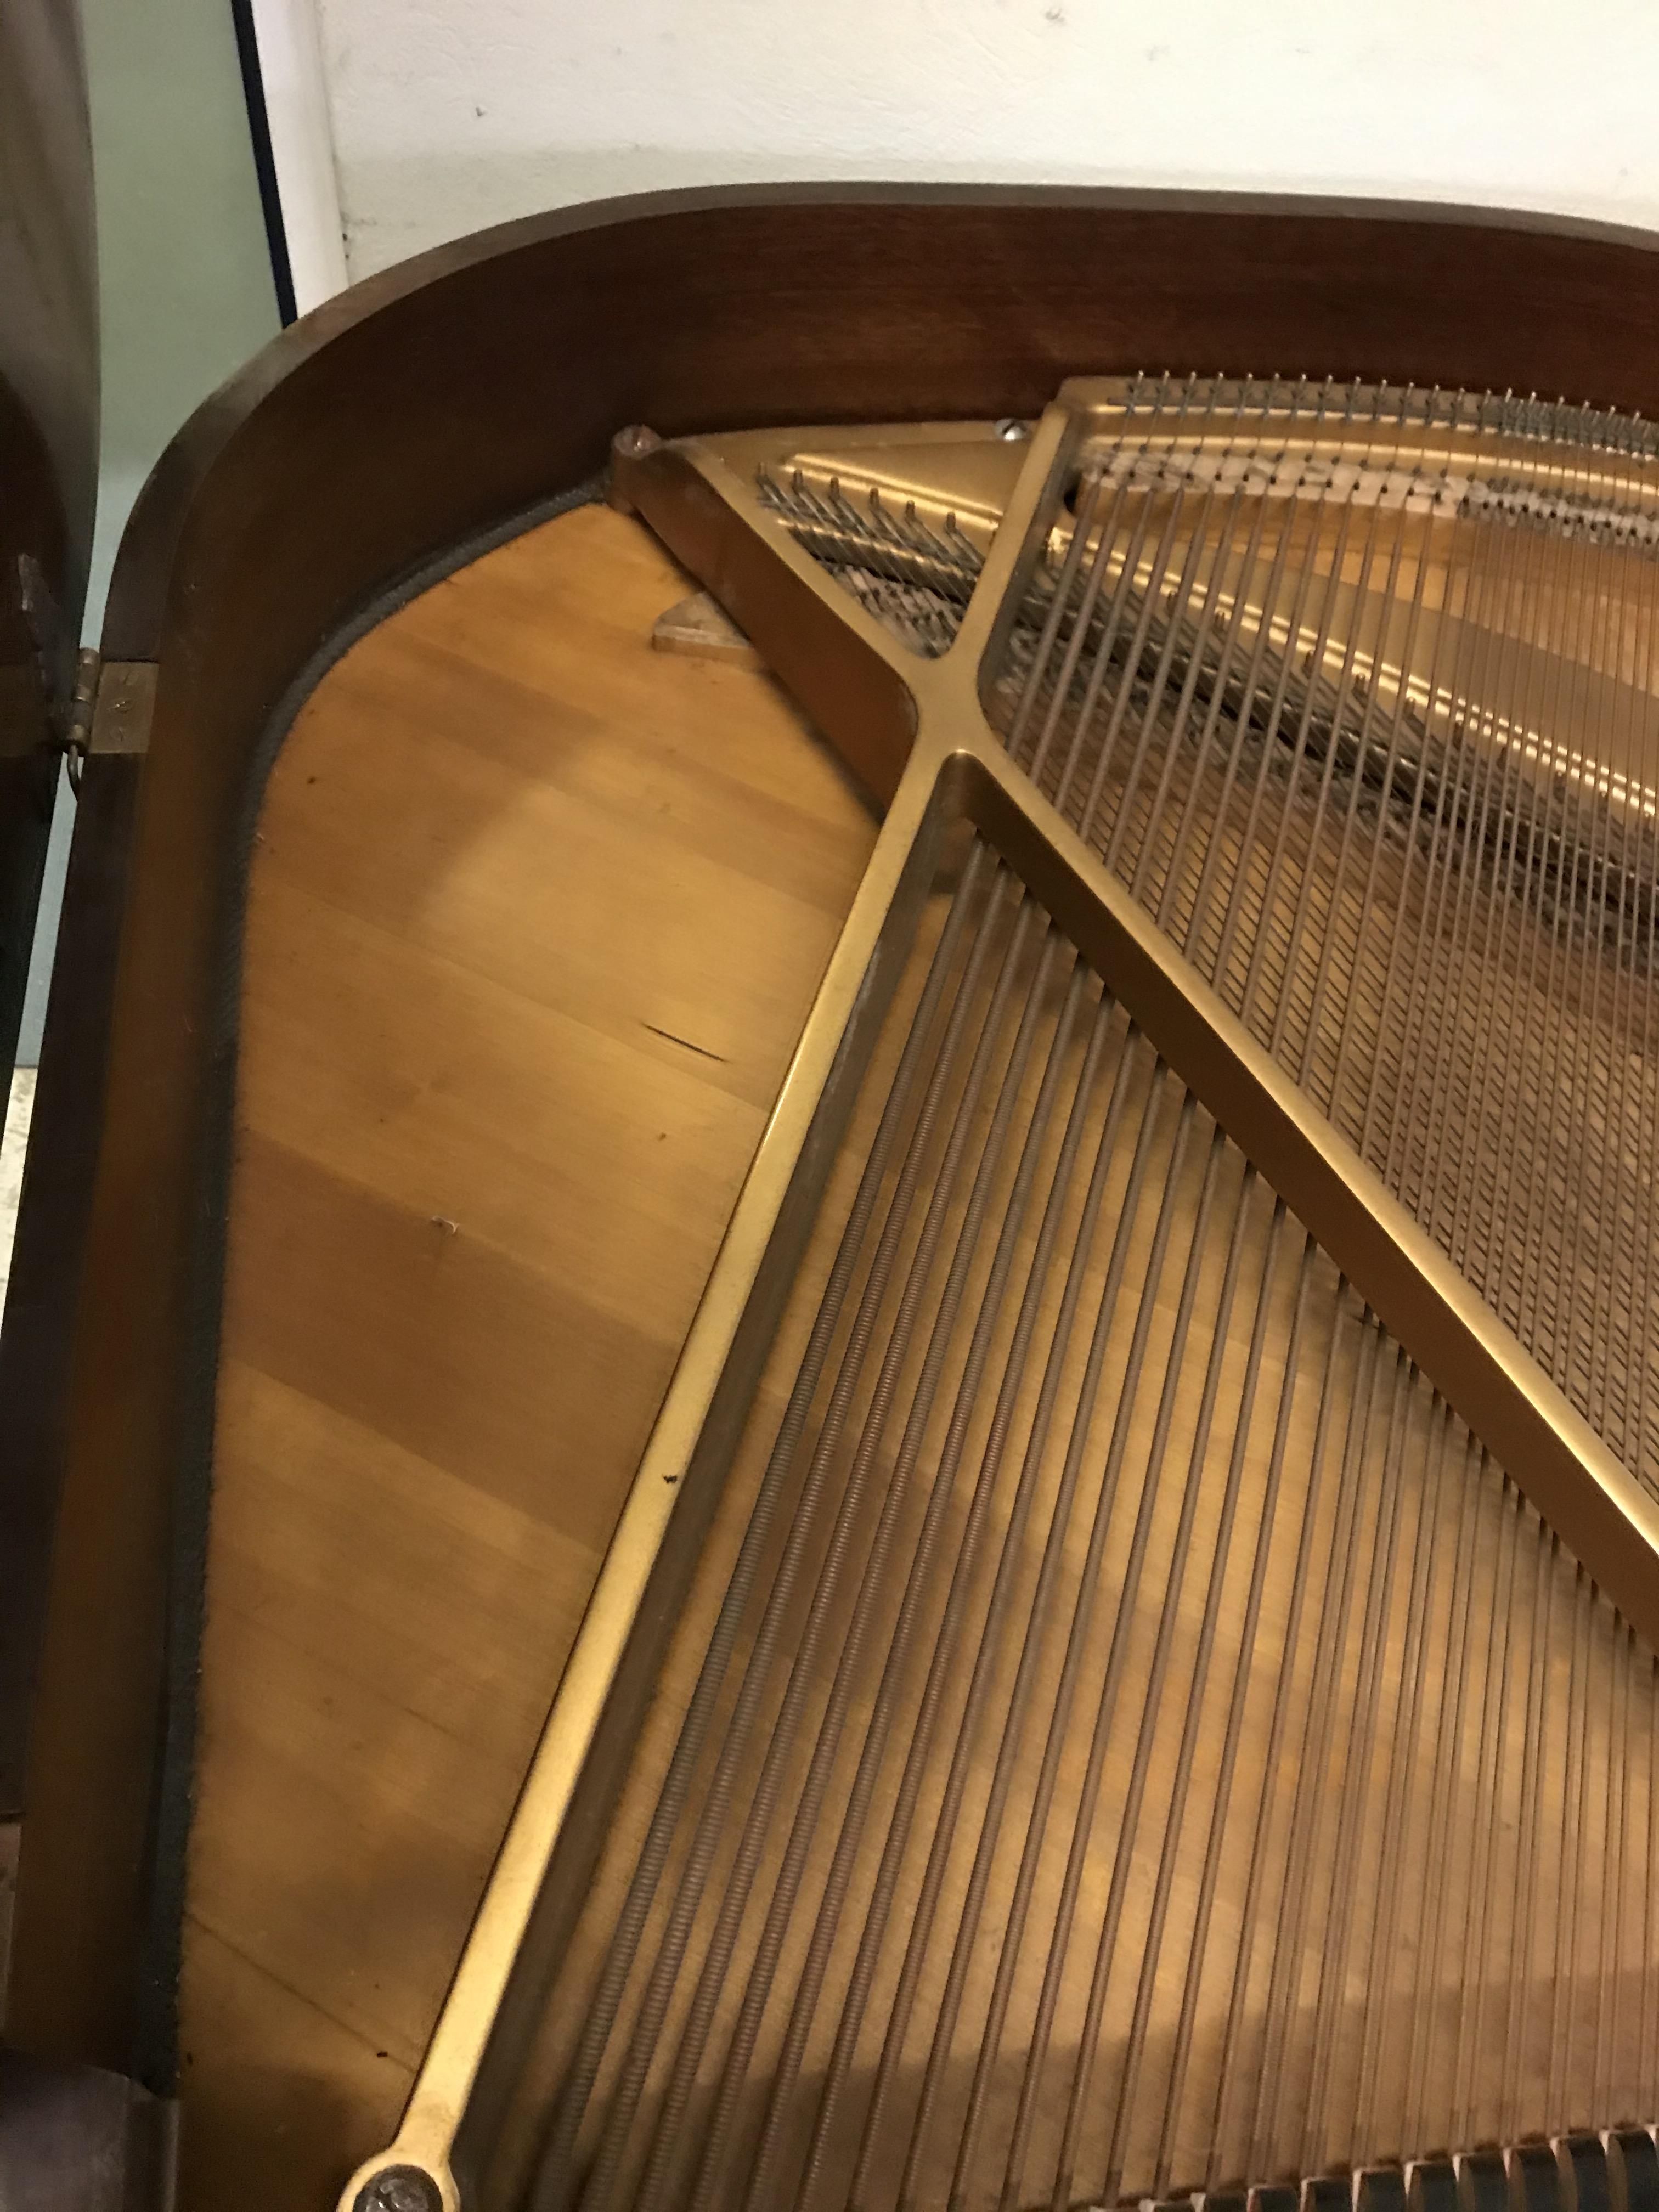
[10,177,1659,2136]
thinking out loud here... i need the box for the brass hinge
[61,647,99,782]
[60,651,154,790]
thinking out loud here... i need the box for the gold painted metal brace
[346,379,1659,2212]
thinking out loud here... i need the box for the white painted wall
[251,0,349,309]
[82,0,279,620]
[310,0,1659,286]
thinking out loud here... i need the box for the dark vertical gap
[227,0,298,327]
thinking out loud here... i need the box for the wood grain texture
[176,502,876,2209]
[27,187,1659,2074]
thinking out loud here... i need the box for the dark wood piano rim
[8,179,1659,2098]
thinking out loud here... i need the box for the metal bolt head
[612,423,662,460]
[353,2166,443,2212]
[993,417,1031,441]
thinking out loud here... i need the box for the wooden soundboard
[177,504,873,2207]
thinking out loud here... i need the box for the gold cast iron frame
[342,386,1659,2212]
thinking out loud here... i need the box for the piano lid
[0,0,97,1076]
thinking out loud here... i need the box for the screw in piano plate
[612,422,662,460]
[994,417,1031,439]
[608,422,663,511]
[353,2166,443,2212]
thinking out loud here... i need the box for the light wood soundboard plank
[178,503,877,2209]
